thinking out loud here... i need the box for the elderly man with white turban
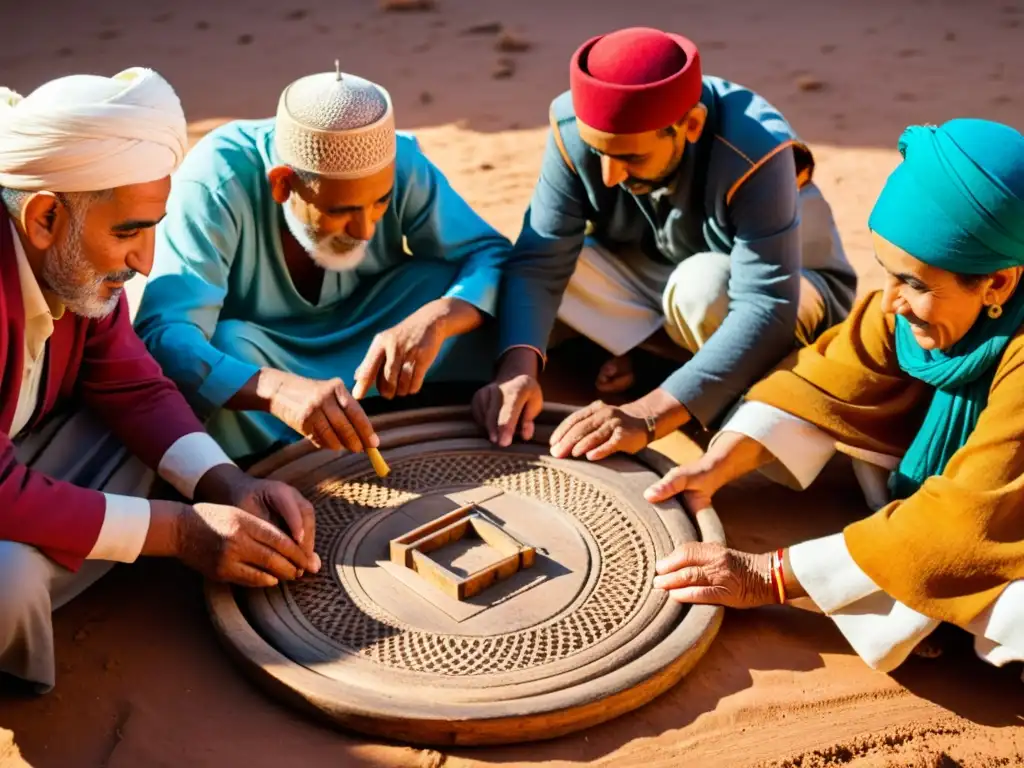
[0,68,320,693]
[135,66,510,462]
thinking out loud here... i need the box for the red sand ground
[1,0,1022,764]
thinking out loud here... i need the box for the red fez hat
[570,27,702,135]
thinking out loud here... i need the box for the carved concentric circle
[206,405,725,746]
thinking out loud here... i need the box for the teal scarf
[868,119,1024,498]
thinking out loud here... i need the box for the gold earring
[988,303,1003,319]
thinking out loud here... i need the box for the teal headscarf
[868,119,1024,499]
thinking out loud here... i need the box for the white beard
[42,206,124,319]
[282,200,370,272]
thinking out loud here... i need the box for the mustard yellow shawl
[748,291,1024,627]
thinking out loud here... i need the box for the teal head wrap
[868,119,1024,498]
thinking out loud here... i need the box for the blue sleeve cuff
[444,267,501,317]
[196,354,261,410]
[660,366,737,429]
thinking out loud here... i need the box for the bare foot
[595,355,635,394]
[912,636,944,659]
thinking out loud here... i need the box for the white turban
[274,70,396,180]
[0,67,187,193]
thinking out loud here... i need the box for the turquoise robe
[135,119,510,460]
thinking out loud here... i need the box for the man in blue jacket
[472,27,856,460]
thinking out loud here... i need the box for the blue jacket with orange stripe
[500,76,857,426]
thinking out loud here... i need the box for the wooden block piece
[390,504,538,602]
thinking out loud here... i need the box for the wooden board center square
[387,490,537,601]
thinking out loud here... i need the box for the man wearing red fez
[473,27,857,460]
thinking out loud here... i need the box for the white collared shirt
[8,220,60,439]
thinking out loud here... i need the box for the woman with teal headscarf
[640,119,1024,675]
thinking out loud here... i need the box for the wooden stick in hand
[367,446,391,478]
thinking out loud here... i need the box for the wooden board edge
[205,582,723,746]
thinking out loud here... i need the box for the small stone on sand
[462,21,502,35]
[237,34,254,45]
[944,30,956,41]
[820,43,837,54]
[795,74,826,92]
[479,162,494,171]
[897,48,921,58]
[285,9,308,20]
[492,58,516,79]
[496,32,532,53]
[195,20,210,30]
[419,91,433,105]
[380,0,436,12]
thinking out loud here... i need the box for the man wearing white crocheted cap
[0,69,321,694]
[136,67,511,462]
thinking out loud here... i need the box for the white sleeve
[87,495,151,563]
[157,432,235,499]
[966,581,1024,668]
[714,401,837,489]
[789,533,1024,675]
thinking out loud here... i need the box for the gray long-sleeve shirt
[499,79,856,426]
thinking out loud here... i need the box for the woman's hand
[653,542,776,609]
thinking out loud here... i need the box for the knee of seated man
[0,543,52,632]
[662,252,732,351]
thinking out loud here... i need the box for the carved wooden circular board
[206,405,725,746]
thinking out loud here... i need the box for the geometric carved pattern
[284,451,654,675]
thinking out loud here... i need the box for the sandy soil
[1,0,1023,765]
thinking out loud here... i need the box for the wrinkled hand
[653,542,775,609]
[268,371,378,453]
[225,477,321,574]
[353,302,452,400]
[473,373,544,447]
[549,400,651,461]
[177,502,316,588]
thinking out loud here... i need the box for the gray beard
[282,199,369,272]
[42,210,127,319]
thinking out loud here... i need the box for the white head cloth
[0,67,187,193]
[274,69,396,180]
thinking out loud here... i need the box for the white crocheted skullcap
[274,67,396,180]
